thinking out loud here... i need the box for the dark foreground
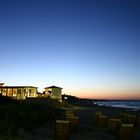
[0,97,140,140]
[26,106,140,140]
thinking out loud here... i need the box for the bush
[0,98,64,136]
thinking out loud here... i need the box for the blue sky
[0,0,140,99]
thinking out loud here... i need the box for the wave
[95,100,140,111]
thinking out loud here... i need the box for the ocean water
[94,100,140,111]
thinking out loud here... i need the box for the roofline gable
[44,86,62,89]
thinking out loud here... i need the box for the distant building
[0,84,37,100]
[44,86,62,102]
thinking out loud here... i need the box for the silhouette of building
[44,86,62,102]
[0,84,37,100]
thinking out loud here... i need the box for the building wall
[45,88,62,101]
[44,88,52,97]
[0,87,37,100]
[16,88,37,99]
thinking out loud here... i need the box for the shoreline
[60,104,140,140]
[68,104,140,118]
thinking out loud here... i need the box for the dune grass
[0,96,64,137]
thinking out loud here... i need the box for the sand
[69,106,140,140]
[8,105,140,140]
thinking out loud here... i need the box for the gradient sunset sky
[0,0,140,99]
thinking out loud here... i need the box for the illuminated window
[7,88,12,96]
[2,89,7,96]
[13,88,17,96]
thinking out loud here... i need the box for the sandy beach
[18,105,140,140]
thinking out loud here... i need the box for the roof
[0,86,38,88]
[0,83,5,86]
[0,83,5,85]
[44,86,62,89]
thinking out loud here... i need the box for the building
[0,83,63,101]
[0,84,37,100]
[44,86,62,102]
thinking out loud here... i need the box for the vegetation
[0,96,64,137]
[62,94,94,106]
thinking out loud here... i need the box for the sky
[0,0,140,99]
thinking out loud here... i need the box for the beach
[18,105,140,140]
[70,106,140,140]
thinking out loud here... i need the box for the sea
[94,100,140,111]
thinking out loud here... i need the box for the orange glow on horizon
[67,89,140,100]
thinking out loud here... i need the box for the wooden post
[55,120,69,140]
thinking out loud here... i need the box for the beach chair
[136,117,140,128]
[116,124,133,140]
[66,116,79,132]
[93,111,103,125]
[55,120,69,140]
[97,115,108,128]
[119,113,128,123]
[65,110,75,118]
[107,118,121,134]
